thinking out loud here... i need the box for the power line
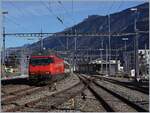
[72,0,73,15]
[114,0,124,12]
[107,1,115,15]
[5,17,28,31]
[36,2,66,50]
[57,0,77,66]
[9,1,25,17]
[47,1,67,49]
[57,1,76,25]
[7,2,38,31]
[41,1,68,28]
[9,1,37,17]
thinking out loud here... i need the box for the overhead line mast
[108,14,111,76]
[106,1,115,76]
[1,11,8,77]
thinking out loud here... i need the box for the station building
[76,59,121,76]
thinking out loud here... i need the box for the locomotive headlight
[45,72,50,74]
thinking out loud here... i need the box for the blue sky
[2,0,148,48]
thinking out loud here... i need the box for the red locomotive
[28,55,69,83]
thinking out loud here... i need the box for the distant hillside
[7,3,149,59]
[27,3,149,51]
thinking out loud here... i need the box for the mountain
[28,3,149,51]
[7,2,149,61]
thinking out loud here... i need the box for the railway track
[1,77,29,85]
[2,86,47,105]
[2,80,86,112]
[2,73,148,112]
[25,81,86,112]
[78,74,148,112]
[93,75,149,94]
[2,73,70,100]
[2,85,34,96]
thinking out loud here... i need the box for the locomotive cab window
[29,58,54,65]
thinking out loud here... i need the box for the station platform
[1,75,29,85]
[1,74,28,81]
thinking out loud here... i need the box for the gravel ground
[50,88,106,112]
[4,74,147,112]
[1,92,5,96]
[20,81,84,112]
[74,89,106,112]
[12,89,50,106]
[2,104,16,112]
[94,75,135,82]
[53,73,80,91]
[107,76,132,82]
[95,79,149,111]
[36,82,84,105]
[90,82,137,112]
[2,84,31,94]
[2,73,80,112]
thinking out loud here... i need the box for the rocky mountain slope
[7,3,149,60]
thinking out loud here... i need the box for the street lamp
[130,8,139,81]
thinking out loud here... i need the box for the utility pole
[89,48,92,63]
[87,49,89,62]
[21,48,25,76]
[101,39,103,73]
[40,28,43,53]
[122,38,128,74]
[2,27,5,64]
[122,38,128,52]
[74,29,77,71]
[2,11,8,77]
[74,34,77,51]
[106,45,108,75]
[115,48,118,75]
[108,14,111,76]
[131,8,139,81]
[66,37,68,50]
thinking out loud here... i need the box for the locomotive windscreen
[30,58,54,66]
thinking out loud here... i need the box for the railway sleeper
[93,81,148,112]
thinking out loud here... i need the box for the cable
[116,0,124,12]
[57,1,76,25]
[97,1,116,33]
[72,0,73,15]
[7,1,38,31]
[41,1,69,28]
[40,1,68,49]
[9,1,37,17]
[9,1,25,17]
[5,17,28,31]
[106,0,115,15]
[6,13,34,31]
